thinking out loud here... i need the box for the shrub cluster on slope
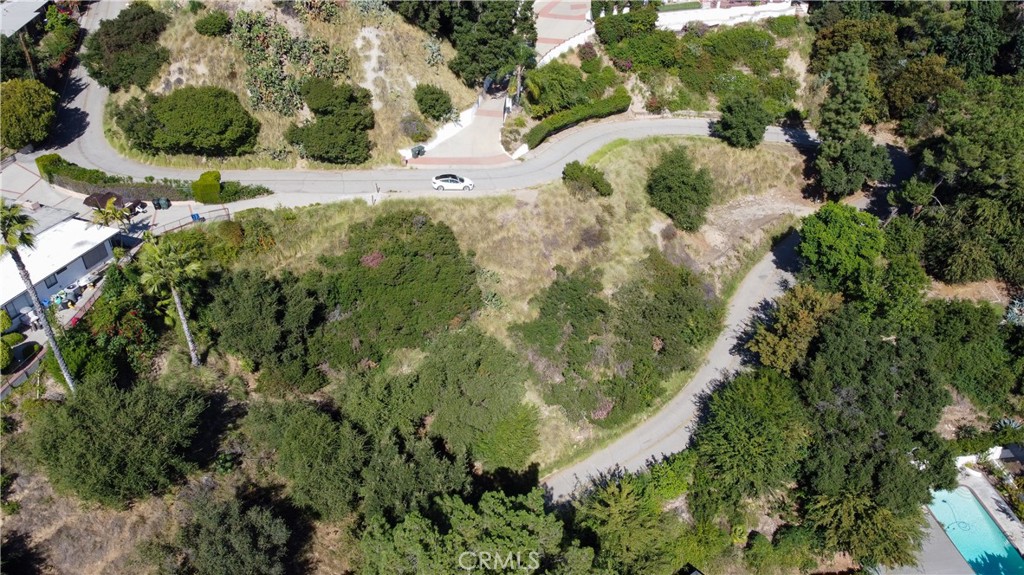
[81,3,170,91]
[286,79,375,164]
[114,86,261,156]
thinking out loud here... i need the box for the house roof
[1,218,118,306]
[0,0,48,36]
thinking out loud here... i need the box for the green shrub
[414,84,455,121]
[244,402,365,519]
[29,380,206,507]
[218,181,272,203]
[188,0,205,13]
[582,65,620,99]
[764,15,799,38]
[581,57,601,74]
[313,211,481,368]
[289,79,375,164]
[512,266,608,382]
[191,170,222,204]
[80,3,170,91]
[524,86,631,148]
[0,343,11,371]
[400,113,432,142]
[34,153,125,185]
[194,10,231,36]
[149,87,260,156]
[178,495,291,575]
[301,79,372,116]
[594,8,658,45]
[645,147,715,231]
[562,160,613,197]
[286,114,373,164]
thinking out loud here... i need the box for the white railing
[152,207,231,235]
[657,2,797,29]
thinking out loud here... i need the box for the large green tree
[645,147,716,231]
[574,476,672,574]
[807,491,927,569]
[29,380,205,507]
[524,62,587,118]
[693,370,809,506]
[716,91,773,149]
[747,283,843,373]
[921,74,1024,284]
[361,488,595,574]
[447,1,537,86]
[139,237,205,366]
[178,495,291,575]
[0,201,76,392]
[0,79,57,150]
[797,203,885,301]
[814,44,892,197]
[80,2,170,91]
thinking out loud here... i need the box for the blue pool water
[928,487,1024,575]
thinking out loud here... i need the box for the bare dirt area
[928,279,1011,307]
[659,188,814,292]
[1,472,173,574]
[936,390,990,440]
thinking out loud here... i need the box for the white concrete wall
[399,95,484,159]
[657,2,797,30]
[537,29,597,67]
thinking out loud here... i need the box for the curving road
[543,234,802,499]
[40,3,818,207]
[33,2,827,503]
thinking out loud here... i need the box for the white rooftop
[0,0,47,36]
[0,218,118,306]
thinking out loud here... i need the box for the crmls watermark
[458,551,541,571]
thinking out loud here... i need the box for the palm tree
[91,197,131,234]
[0,200,76,392]
[138,238,204,366]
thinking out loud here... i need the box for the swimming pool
[928,486,1024,575]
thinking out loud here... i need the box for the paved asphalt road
[41,1,819,206]
[543,233,801,499]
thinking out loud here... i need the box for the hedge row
[38,154,191,200]
[35,154,270,204]
[525,86,631,149]
[190,170,272,204]
[36,154,127,186]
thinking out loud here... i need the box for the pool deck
[882,512,973,575]
[960,467,1024,555]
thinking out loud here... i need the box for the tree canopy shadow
[0,530,49,575]
[236,483,317,575]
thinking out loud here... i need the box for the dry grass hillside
[105,1,476,169]
[0,136,814,574]
[234,136,813,465]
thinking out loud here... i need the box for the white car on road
[431,174,474,191]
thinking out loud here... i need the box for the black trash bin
[411,145,425,159]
